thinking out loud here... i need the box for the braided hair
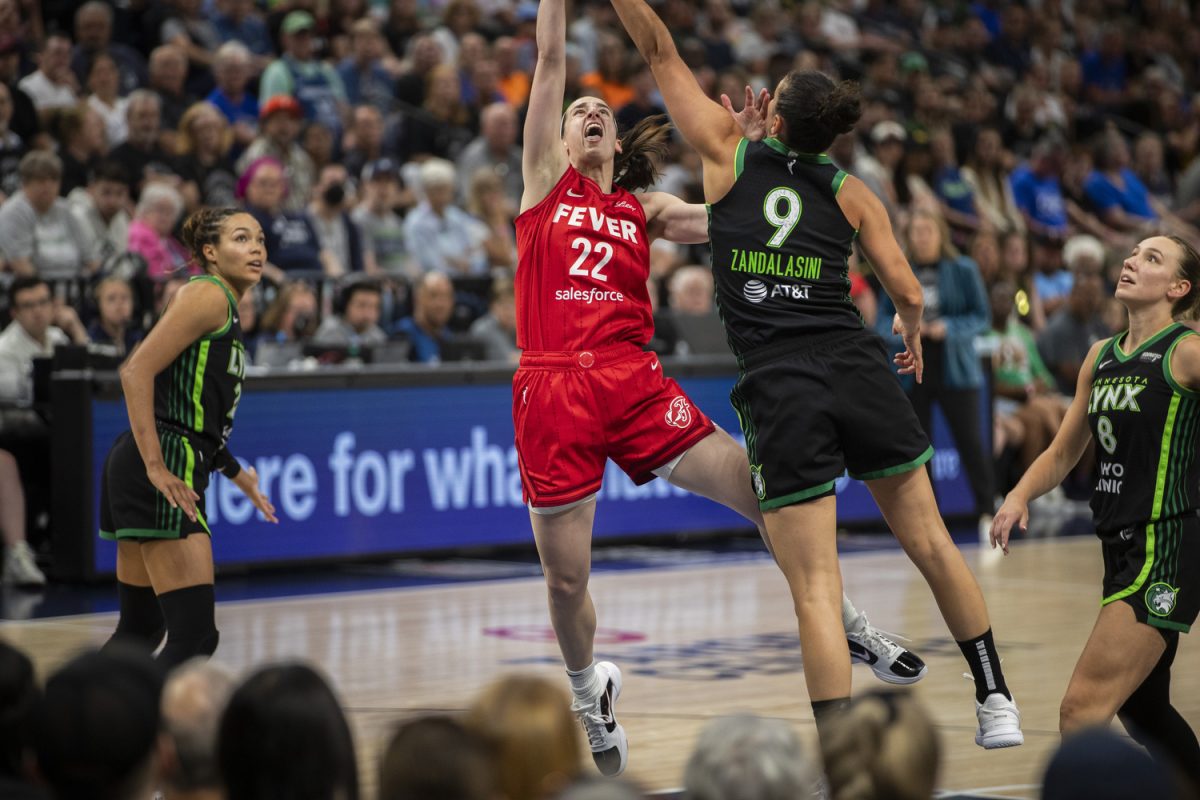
[180,207,242,273]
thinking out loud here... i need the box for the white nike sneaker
[975,692,1024,749]
[2,541,45,588]
[845,612,928,685]
[571,661,628,776]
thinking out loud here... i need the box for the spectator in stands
[300,120,337,174]
[238,156,319,280]
[858,120,905,220]
[19,33,78,117]
[469,275,518,363]
[464,168,516,270]
[0,151,98,280]
[212,0,273,60]
[580,32,634,109]
[1081,24,1132,109]
[308,163,365,277]
[34,647,165,800]
[615,65,665,131]
[342,105,387,183]
[970,230,1003,286]
[466,675,582,800]
[176,102,238,207]
[109,90,186,197]
[70,1,147,96]
[394,271,454,363]
[161,660,236,800]
[378,715,497,800]
[128,182,192,281]
[236,95,315,213]
[0,450,45,587]
[87,276,143,358]
[0,82,26,200]
[0,640,41,794]
[879,210,993,522]
[821,691,939,800]
[85,52,129,150]
[685,715,821,800]
[1037,237,1110,396]
[313,278,388,349]
[931,126,981,246]
[669,265,715,317]
[161,0,223,99]
[457,102,523,209]
[401,63,475,162]
[962,126,1026,237]
[1084,129,1197,239]
[981,279,1065,474]
[238,288,262,362]
[259,11,349,139]
[1133,131,1172,206]
[394,34,444,110]
[218,662,358,800]
[353,158,409,276]
[0,35,40,150]
[1042,727,1182,800]
[67,159,131,263]
[1010,136,1069,243]
[404,158,488,276]
[148,44,194,139]
[1001,229,1045,331]
[493,35,530,107]
[338,18,396,111]
[206,42,258,150]
[260,282,319,345]
[53,103,107,196]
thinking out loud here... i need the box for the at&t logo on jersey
[742,280,811,304]
[665,396,693,429]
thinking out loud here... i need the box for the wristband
[212,447,242,480]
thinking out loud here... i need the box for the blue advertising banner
[91,375,974,573]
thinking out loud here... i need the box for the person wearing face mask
[306,163,365,278]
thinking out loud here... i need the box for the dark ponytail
[1167,234,1200,319]
[614,115,672,192]
[775,71,862,154]
[181,207,241,272]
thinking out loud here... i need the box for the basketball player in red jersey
[515,0,927,776]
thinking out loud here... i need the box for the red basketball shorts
[513,343,716,508]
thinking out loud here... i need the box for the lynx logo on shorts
[1146,582,1178,617]
[665,396,693,429]
[750,464,766,500]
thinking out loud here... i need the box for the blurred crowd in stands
[1,638,1192,800]
[1,0,1200,576]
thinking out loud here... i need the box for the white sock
[567,662,599,697]
[842,594,861,630]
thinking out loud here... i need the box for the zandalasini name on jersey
[727,248,822,280]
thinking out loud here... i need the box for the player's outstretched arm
[991,339,1102,553]
[610,0,741,168]
[520,0,568,213]
[119,280,229,522]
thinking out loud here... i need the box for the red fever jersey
[515,166,653,351]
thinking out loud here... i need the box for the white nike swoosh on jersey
[567,188,584,198]
[650,360,660,371]
[1098,360,1113,370]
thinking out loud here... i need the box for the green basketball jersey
[708,137,864,358]
[153,275,246,452]
[1088,323,1200,531]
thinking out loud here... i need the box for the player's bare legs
[529,499,599,670]
[1060,602,1165,731]
[867,468,989,639]
[668,429,928,685]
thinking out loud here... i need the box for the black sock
[104,582,165,652]
[812,697,851,740]
[1117,633,1200,793]
[957,628,1010,703]
[156,584,219,669]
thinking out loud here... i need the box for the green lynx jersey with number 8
[153,275,246,451]
[1087,323,1200,532]
[708,137,864,358]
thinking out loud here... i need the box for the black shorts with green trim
[1100,513,1200,635]
[730,327,933,511]
[99,429,212,542]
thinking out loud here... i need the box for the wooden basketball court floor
[2,535,1196,799]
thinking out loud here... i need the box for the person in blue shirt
[212,0,273,58]
[337,18,396,111]
[206,42,259,153]
[394,271,454,363]
[1083,129,1199,241]
[1010,138,1069,242]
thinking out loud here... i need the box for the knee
[1059,691,1100,734]
[545,569,589,607]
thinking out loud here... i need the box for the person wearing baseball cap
[258,9,348,140]
[353,158,411,275]
[234,93,314,212]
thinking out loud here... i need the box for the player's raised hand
[234,465,279,524]
[990,495,1028,555]
[722,85,771,142]
[147,463,200,522]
